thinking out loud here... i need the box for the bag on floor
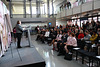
[64,52,72,60]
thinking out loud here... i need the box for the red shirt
[78,33,84,39]
[13,29,16,33]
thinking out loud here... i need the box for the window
[88,18,92,23]
[93,17,97,22]
[98,16,100,22]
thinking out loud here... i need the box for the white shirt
[45,31,50,37]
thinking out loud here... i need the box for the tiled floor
[0,36,45,67]
[31,35,88,67]
[0,35,88,67]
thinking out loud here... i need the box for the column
[51,0,54,17]
[44,4,45,14]
[24,0,26,18]
[47,0,50,17]
[29,0,32,18]
[36,0,38,17]
[38,0,41,17]
[9,0,12,18]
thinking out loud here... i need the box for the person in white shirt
[44,29,50,37]
[44,29,50,42]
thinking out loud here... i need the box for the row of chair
[71,40,100,67]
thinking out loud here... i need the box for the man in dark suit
[16,20,23,48]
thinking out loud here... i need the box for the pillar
[47,0,50,17]
[29,0,32,18]
[51,0,54,17]
[9,0,12,18]
[24,0,26,18]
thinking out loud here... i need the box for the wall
[57,0,100,18]
[11,18,56,28]
[12,4,24,14]
[56,20,67,26]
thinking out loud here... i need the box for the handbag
[64,52,72,60]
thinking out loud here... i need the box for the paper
[96,56,100,59]
[73,48,80,50]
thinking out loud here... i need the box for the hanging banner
[5,14,13,32]
[0,1,4,25]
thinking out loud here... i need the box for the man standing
[16,20,23,48]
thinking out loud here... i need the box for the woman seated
[53,31,62,51]
[49,28,57,46]
[90,31,98,44]
[82,30,91,50]
[64,32,77,53]
[78,30,84,39]
[77,30,84,49]
[44,29,50,41]
[95,31,100,55]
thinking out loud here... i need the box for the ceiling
[10,0,65,7]
[11,0,47,3]
[11,0,65,4]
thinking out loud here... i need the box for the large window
[98,16,100,22]
[93,17,97,22]
[77,19,80,27]
[88,18,92,23]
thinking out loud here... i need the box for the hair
[75,29,78,32]
[17,20,21,24]
[71,32,75,37]
[85,30,89,33]
[80,30,83,33]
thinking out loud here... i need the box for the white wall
[12,4,42,14]
[21,23,48,27]
[12,4,24,14]
[11,18,56,28]
[56,20,67,26]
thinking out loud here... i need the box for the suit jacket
[16,24,23,33]
[62,34,68,43]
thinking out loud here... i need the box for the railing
[56,0,100,18]
[12,14,57,18]
[12,14,48,18]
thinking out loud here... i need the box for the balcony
[11,14,48,18]
[56,0,100,19]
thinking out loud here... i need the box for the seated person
[48,29,54,43]
[36,29,45,43]
[49,28,57,46]
[90,31,98,44]
[78,30,84,39]
[57,31,68,56]
[35,30,41,40]
[77,30,84,49]
[64,32,77,53]
[53,31,62,51]
[83,30,91,41]
[82,30,91,51]
[95,31,100,55]
[75,29,79,39]
[44,29,50,41]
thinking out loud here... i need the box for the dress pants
[59,43,66,54]
[16,33,22,48]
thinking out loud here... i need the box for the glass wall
[99,16,100,22]
[93,17,97,22]
[88,17,92,23]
